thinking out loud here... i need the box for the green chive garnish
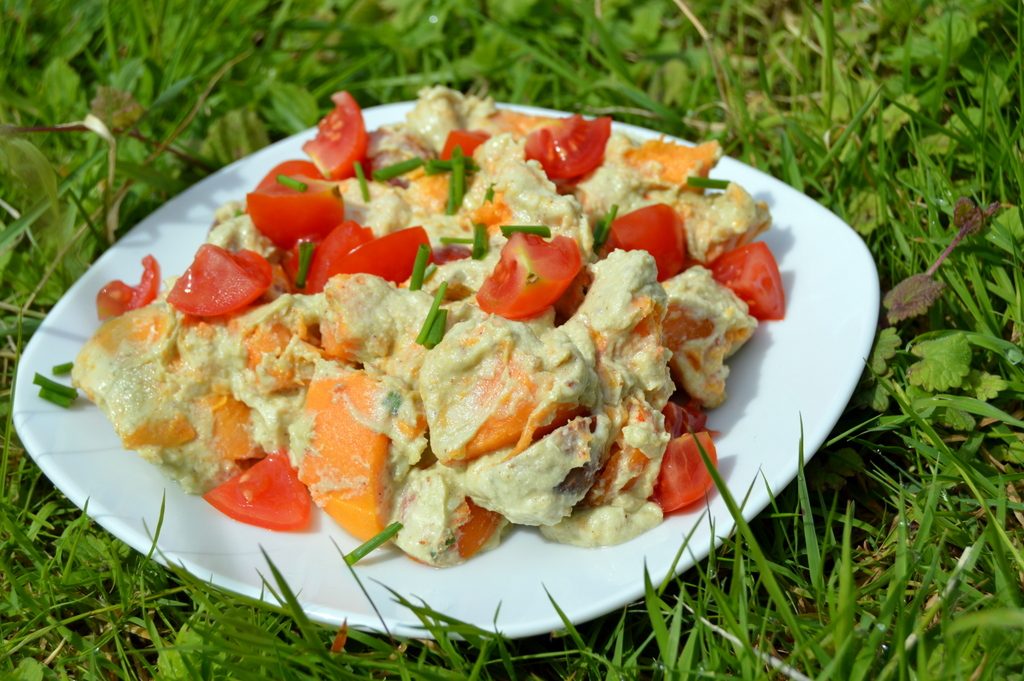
[38,387,76,408]
[408,244,431,291]
[446,147,465,216]
[416,282,448,346]
[372,157,423,182]
[277,175,308,192]
[483,184,495,203]
[687,176,730,190]
[294,241,316,289]
[592,204,619,253]
[354,161,370,202]
[424,158,480,175]
[33,373,77,400]
[472,223,488,260]
[344,522,403,566]
[422,263,437,283]
[500,225,551,238]
[440,237,474,245]
[423,308,448,349]
[52,362,73,376]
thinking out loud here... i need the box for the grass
[2,0,1023,677]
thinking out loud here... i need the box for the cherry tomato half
[440,130,491,160]
[524,115,612,180]
[303,221,375,293]
[246,176,345,250]
[333,226,431,285]
[708,241,785,321]
[255,160,324,191]
[302,91,368,180]
[476,233,582,320]
[203,452,312,531]
[167,244,272,317]
[607,203,687,281]
[96,255,160,320]
[653,431,717,513]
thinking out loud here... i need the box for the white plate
[13,102,879,639]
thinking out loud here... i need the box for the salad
[70,87,784,567]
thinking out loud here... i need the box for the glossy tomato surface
[302,91,368,180]
[333,226,431,284]
[524,115,612,180]
[167,244,272,316]
[654,431,717,512]
[303,221,375,293]
[440,130,491,160]
[203,452,312,532]
[255,160,324,190]
[246,177,344,250]
[476,233,582,319]
[709,241,785,320]
[608,203,687,281]
[96,255,160,320]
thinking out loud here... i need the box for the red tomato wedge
[96,255,160,320]
[303,221,374,293]
[246,176,345,250]
[608,203,687,281]
[334,226,431,284]
[255,160,324,190]
[203,452,312,531]
[440,130,491,160]
[432,244,472,264]
[709,241,785,320]
[524,115,612,180]
[167,244,273,316]
[476,233,582,320]
[662,400,708,437]
[654,431,717,512]
[302,91,368,180]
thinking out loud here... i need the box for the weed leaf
[907,333,972,392]
[884,273,945,324]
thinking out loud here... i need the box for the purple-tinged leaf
[883,273,945,324]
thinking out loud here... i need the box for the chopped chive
[276,175,308,192]
[472,223,488,260]
[422,263,437,282]
[416,282,448,346]
[423,308,448,349]
[372,157,423,182]
[33,373,77,399]
[446,147,465,216]
[424,158,480,175]
[484,183,495,203]
[500,225,551,238]
[408,244,431,291]
[52,361,73,375]
[344,521,403,566]
[687,176,730,190]
[294,241,316,289]
[38,387,75,408]
[353,161,370,201]
[440,237,474,245]
[592,204,619,253]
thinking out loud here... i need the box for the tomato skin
[608,204,687,281]
[302,91,368,180]
[246,177,345,250]
[440,130,491,160]
[476,233,582,320]
[96,255,161,320]
[335,226,431,284]
[303,221,375,293]
[255,160,324,191]
[432,244,472,264]
[203,452,312,531]
[654,431,717,512]
[167,244,273,316]
[524,115,612,180]
[708,241,785,320]
[662,400,708,437]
